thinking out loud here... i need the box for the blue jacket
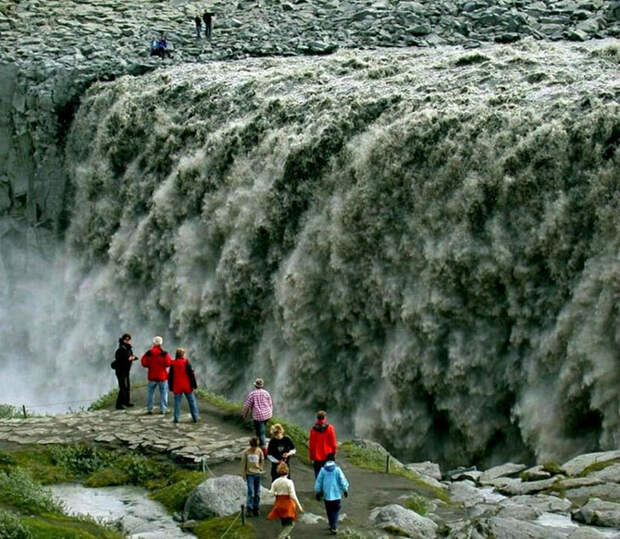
[314,461,349,501]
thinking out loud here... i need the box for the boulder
[404,461,442,481]
[369,504,437,538]
[480,463,528,483]
[561,450,620,477]
[572,498,620,528]
[562,483,620,504]
[509,494,572,513]
[589,463,620,483]
[521,465,552,481]
[485,516,566,538]
[183,474,272,520]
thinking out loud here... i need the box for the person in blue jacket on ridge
[314,453,349,535]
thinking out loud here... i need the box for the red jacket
[168,357,197,395]
[141,345,172,382]
[309,419,337,461]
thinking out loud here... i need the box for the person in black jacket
[112,333,138,409]
[267,423,296,482]
[202,9,215,40]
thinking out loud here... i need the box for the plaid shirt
[242,388,273,421]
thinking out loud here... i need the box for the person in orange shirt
[308,410,337,478]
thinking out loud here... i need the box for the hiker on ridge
[314,452,349,535]
[309,410,337,477]
[111,333,138,410]
[194,12,202,39]
[168,347,199,423]
[141,336,172,414]
[202,9,214,40]
[242,378,273,454]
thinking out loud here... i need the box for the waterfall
[2,41,618,467]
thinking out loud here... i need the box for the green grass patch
[542,461,563,475]
[21,513,123,539]
[0,404,20,419]
[149,469,206,512]
[87,387,118,411]
[191,514,255,539]
[339,441,449,503]
[401,494,431,515]
[579,458,620,477]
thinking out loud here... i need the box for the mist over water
[3,41,619,467]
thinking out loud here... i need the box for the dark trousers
[324,499,341,530]
[313,460,327,478]
[115,371,131,408]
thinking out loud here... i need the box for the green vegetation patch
[149,470,205,512]
[0,404,20,419]
[191,514,255,539]
[579,458,620,477]
[0,468,63,515]
[402,494,431,515]
[0,507,33,539]
[339,441,449,503]
[541,461,563,475]
[20,514,123,539]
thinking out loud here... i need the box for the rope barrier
[219,507,242,539]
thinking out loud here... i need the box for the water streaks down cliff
[4,40,620,467]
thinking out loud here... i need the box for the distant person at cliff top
[194,12,202,40]
[141,336,172,414]
[202,9,215,40]
[111,333,138,410]
[309,410,337,477]
[168,347,199,423]
[242,378,273,453]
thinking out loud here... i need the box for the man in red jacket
[141,336,172,414]
[309,410,337,477]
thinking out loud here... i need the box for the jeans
[253,419,267,447]
[195,25,201,39]
[325,499,341,530]
[173,392,199,422]
[245,474,261,511]
[147,380,168,412]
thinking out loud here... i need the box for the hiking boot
[253,507,259,517]
[125,403,135,407]
[146,410,153,415]
[160,409,168,415]
[330,529,338,535]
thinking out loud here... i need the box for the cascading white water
[1,41,618,467]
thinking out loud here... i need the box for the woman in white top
[267,462,303,539]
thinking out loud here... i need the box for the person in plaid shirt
[242,378,273,453]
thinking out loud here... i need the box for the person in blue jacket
[314,453,349,535]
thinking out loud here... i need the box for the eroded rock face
[573,498,620,528]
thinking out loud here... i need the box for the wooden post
[386,455,390,473]
[240,504,245,525]
[22,405,27,418]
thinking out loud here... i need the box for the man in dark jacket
[112,333,138,410]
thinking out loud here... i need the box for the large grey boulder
[480,463,528,484]
[509,494,572,513]
[183,474,272,520]
[484,516,566,538]
[572,498,620,528]
[369,504,437,538]
[562,482,620,504]
[589,463,620,483]
[561,450,620,477]
[404,461,442,481]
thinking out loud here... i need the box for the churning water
[1,40,618,467]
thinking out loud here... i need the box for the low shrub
[0,404,19,419]
[0,508,33,539]
[49,444,114,476]
[0,468,63,515]
[150,470,205,512]
[402,494,431,515]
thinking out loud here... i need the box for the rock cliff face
[0,1,619,468]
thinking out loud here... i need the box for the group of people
[113,340,348,536]
[241,378,349,536]
[149,33,172,58]
[112,334,199,424]
[194,9,215,40]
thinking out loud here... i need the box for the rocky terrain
[1,405,619,537]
